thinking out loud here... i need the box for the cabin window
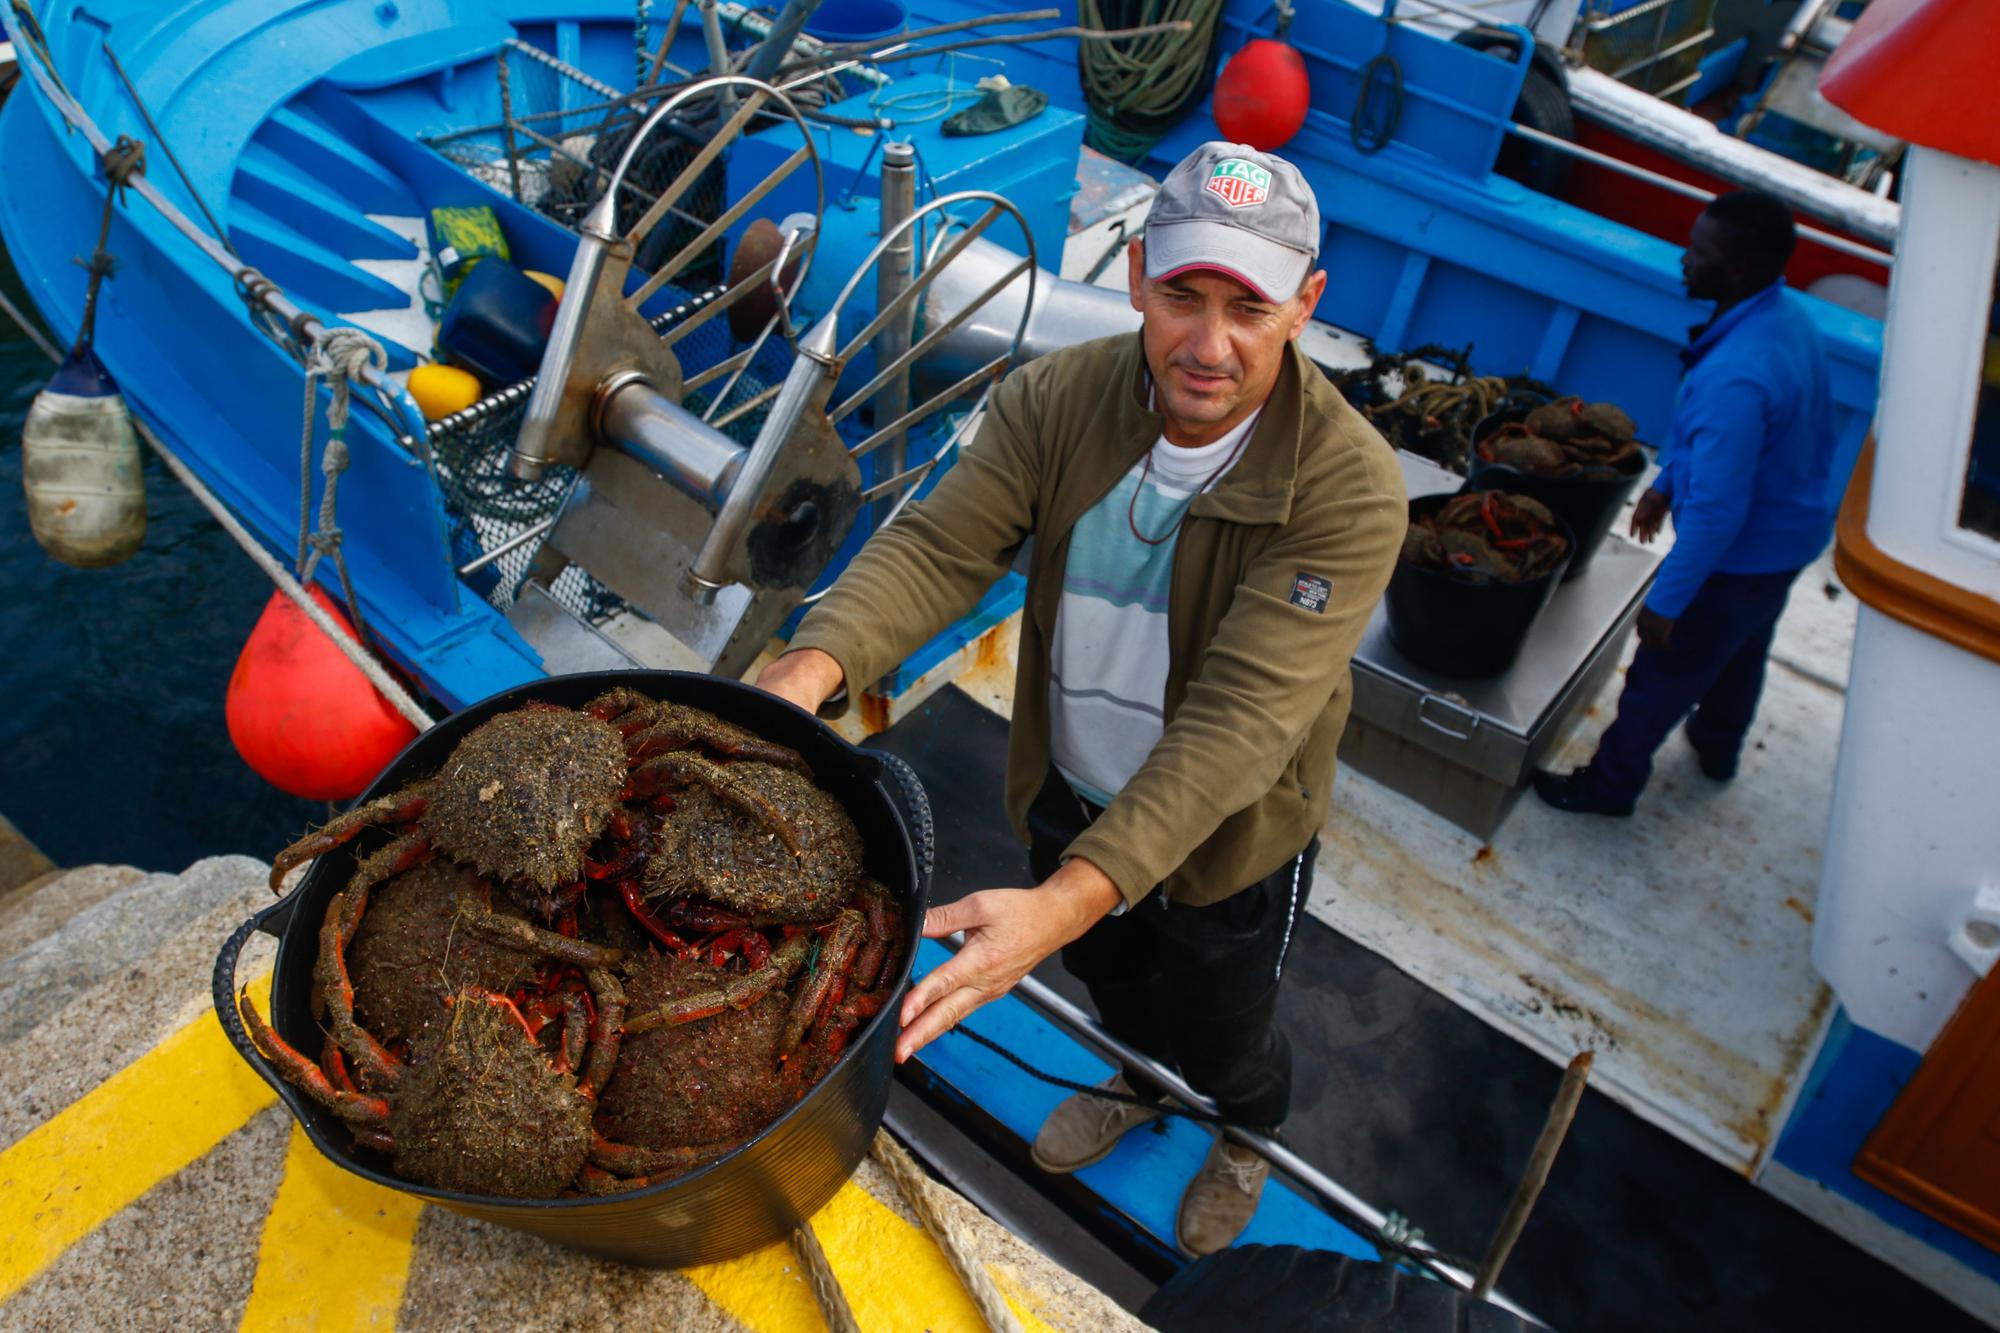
[1957,249,2000,541]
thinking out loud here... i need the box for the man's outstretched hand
[895,857,1124,1063]
[754,647,845,715]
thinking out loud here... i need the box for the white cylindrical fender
[22,352,147,569]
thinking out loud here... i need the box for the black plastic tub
[1468,406,1645,579]
[1386,493,1574,678]
[212,670,932,1269]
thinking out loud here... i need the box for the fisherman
[1536,190,1839,817]
[757,142,1405,1256]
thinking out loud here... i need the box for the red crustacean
[251,690,902,1199]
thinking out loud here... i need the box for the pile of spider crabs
[237,687,903,1201]
[1476,396,1642,478]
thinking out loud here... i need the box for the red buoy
[1213,40,1312,151]
[226,587,419,801]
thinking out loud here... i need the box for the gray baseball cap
[1144,142,1321,303]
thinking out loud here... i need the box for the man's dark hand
[1636,606,1676,651]
[1630,488,1669,545]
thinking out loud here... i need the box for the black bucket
[1468,406,1645,579]
[212,670,933,1269]
[1385,493,1573,678]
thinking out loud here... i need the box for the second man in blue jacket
[1536,190,1841,817]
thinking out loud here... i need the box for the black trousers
[1026,768,1314,1129]
[1587,568,1801,803]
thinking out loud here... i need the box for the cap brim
[1144,219,1311,303]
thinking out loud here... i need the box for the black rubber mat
[869,685,1986,1333]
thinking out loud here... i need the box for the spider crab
[1404,491,1570,583]
[267,693,813,921]
[239,917,633,1198]
[1482,398,1642,477]
[249,687,906,1199]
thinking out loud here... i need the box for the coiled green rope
[1078,0,1225,162]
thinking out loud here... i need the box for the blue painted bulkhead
[1771,1009,2000,1288]
[1,0,1885,715]
[894,0,1882,470]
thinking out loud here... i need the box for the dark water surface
[2,250,324,872]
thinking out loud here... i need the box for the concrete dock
[0,852,1138,1331]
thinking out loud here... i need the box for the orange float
[1213,39,1311,151]
[226,586,419,800]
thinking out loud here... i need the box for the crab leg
[315,836,432,1090]
[630,752,804,857]
[780,910,864,1056]
[851,883,896,991]
[708,927,771,969]
[239,988,392,1130]
[268,788,429,891]
[587,1134,743,1177]
[583,685,657,734]
[626,718,810,773]
[624,934,813,1033]
[585,812,653,881]
[617,880,695,957]
[544,989,590,1076]
[577,967,627,1099]
[812,991,887,1066]
[460,903,625,969]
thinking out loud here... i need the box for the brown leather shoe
[1030,1073,1162,1174]
[1175,1137,1268,1257]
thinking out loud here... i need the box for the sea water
[1,253,324,872]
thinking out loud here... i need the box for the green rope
[1078,0,1224,162]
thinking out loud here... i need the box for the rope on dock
[789,1220,863,1333]
[872,1128,1026,1333]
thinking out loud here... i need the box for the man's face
[1127,239,1327,446]
[1681,213,1735,302]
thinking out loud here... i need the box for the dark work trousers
[1587,567,1802,804]
[1026,767,1314,1130]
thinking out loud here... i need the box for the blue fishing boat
[6,0,1997,1327]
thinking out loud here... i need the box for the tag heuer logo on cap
[1206,158,1272,208]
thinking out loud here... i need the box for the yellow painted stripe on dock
[0,973,278,1305]
[686,1176,1055,1332]
[239,1123,425,1331]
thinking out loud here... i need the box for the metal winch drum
[492,75,1138,680]
[211,670,933,1268]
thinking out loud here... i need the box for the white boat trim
[1566,65,1900,247]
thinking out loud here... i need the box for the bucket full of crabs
[211,670,931,1268]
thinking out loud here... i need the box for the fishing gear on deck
[1076,0,1224,162]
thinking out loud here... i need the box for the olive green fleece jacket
[791,332,1407,908]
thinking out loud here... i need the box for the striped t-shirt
[1049,410,1259,805]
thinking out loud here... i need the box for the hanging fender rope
[297,327,387,645]
[69,134,146,358]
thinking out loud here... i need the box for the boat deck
[876,683,1986,1331]
[1316,539,1857,1173]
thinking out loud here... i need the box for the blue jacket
[1648,281,1839,620]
